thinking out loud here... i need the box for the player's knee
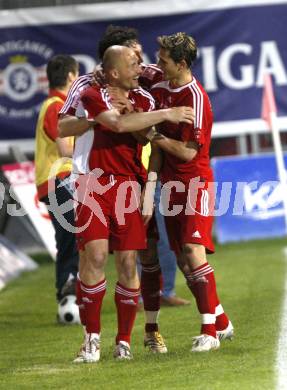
[87,252,107,271]
[182,243,205,262]
[121,258,137,280]
[183,245,194,256]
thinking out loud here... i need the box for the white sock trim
[81,280,107,294]
[145,310,160,324]
[201,313,216,324]
[118,340,130,347]
[88,332,100,341]
[115,284,140,297]
[215,304,224,316]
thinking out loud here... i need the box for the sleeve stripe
[194,83,203,129]
[60,77,84,113]
[100,88,113,110]
[134,87,155,111]
[60,73,93,115]
[189,82,203,129]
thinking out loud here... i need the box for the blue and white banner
[212,153,287,243]
[0,0,287,140]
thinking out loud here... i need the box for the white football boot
[216,321,234,341]
[191,334,220,352]
[113,341,133,360]
[74,333,100,363]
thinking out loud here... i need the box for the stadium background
[1,0,287,250]
[0,1,287,389]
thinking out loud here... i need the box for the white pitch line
[276,247,287,390]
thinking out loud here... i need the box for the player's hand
[152,132,165,141]
[111,99,133,113]
[166,106,195,124]
[142,127,165,142]
[141,182,156,225]
[107,86,134,113]
[132,129,151,145]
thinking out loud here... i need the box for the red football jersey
[139,64,164,92]
[80,85,154,178]
[151,78,214,183]
[60,72,94,116]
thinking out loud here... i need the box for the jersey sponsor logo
[120,299,137,306]
[194,276,208,284]
[82,297,93,303]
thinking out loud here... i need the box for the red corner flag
[261,73,277,129]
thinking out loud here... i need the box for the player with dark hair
[98,24,142,62]
[143,32,234,352]
[35,54,79,311]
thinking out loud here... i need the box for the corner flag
[261,73,277,129]
[261,73,287,233]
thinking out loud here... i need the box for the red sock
[115,282,140,345]
[208,273,229,331]
[141,263,162,333]
[215,303,229,331]
[187,263,217,338]
[76,275,86,326]
[80,279,106,334]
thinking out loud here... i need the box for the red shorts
[162,180,214,255]
[75,174,147,251]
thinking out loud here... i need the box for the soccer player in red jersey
[143,33,234,352]
[60,45,193,362]
[59,26,194,359]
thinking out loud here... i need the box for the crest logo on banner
[0,40,53,123]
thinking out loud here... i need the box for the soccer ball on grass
[57,294,80,325]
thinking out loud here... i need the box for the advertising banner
[212,153,287,243]
[0,234,38,290]
[2,161,57,258]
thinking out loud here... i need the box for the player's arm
[55,137,74,157]
[148,142,163,177]
[94,106,194,133]
[141,143,163,224]
[58,115,96,138]
[152,134,199,162]
[58,94,133,138]
[106,87,153,144]
[131,131,150,145]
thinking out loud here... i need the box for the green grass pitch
[0,238,286,390]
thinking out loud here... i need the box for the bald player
[69,46,193,362]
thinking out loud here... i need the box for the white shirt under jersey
[59,72,95,174]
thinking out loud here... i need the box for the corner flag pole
[261,74,287,233]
